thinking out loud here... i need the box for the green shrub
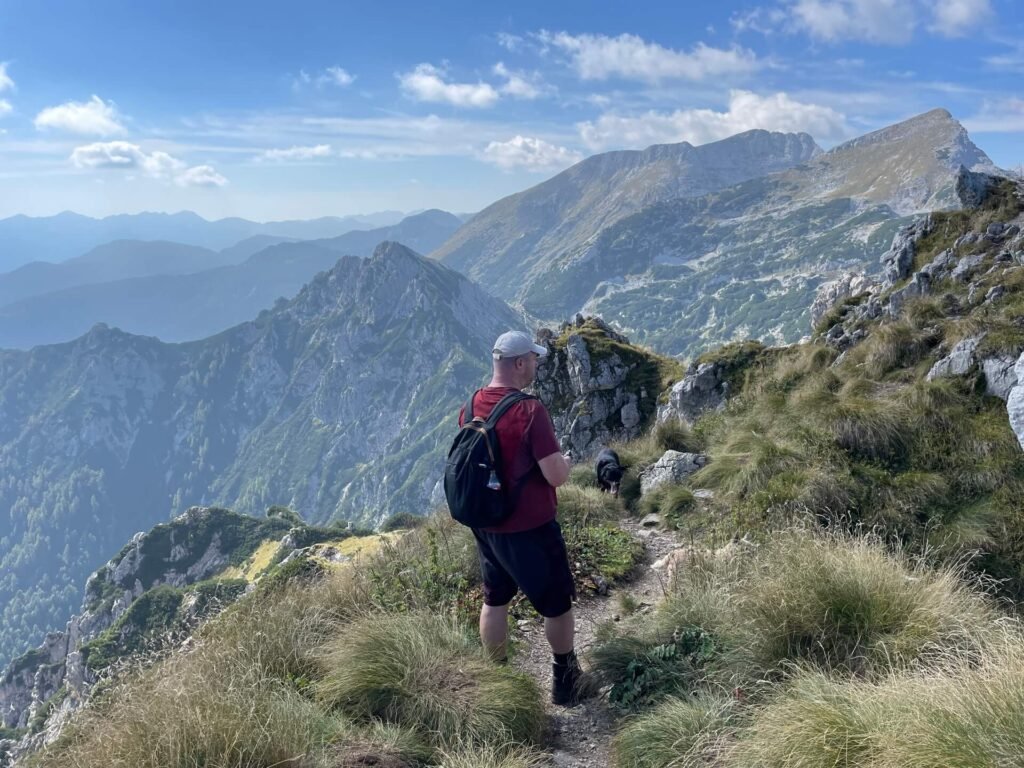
[568,463,599,488]
[316,612,544,749]
[380,510,427,532]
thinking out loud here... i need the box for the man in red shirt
[458,330,582,705]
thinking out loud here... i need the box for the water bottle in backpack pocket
[444,390,533,528]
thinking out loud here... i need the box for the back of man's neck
[487,379,519,389]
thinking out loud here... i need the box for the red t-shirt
[458,386,562,533]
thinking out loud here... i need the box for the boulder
[951,253,985,282]
[1006,351,1024,450]
[661,363,728,425]
[926,335,983,381]
[983,356,1018,401]
[639,451,708,496]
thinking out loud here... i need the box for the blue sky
[0,0,1021,221]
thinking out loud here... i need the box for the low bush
[316,612,544,750]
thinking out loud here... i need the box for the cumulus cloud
[398,63,499,107]
[258,144,332,161]
[578,90,849,150]
[70,141,227,187]
[0,63,14,92]
[175,165,228,187]
[928,0,993,36]
[0,100,11,117]
[35,95,126,136]
[481,135,583,172]
[493,62,546,99]
[538,31,759,82]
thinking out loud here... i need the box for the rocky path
[511,519,680,768]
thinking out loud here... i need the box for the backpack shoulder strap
[484,391,535,428]
[464,390,478,424]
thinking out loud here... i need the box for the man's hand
[539,451,571,488]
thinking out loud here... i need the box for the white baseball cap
[492,330,548,359]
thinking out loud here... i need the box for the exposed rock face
[882,217,932,289]
[984,356,1018,400]
[533,316,660,459]
[639,451,708,497]
[0,506,294,760]
[810,273,877,329]
[926,335,984,381]
[660,363,729,426]
[955,166,1000,209]
[1007,352,1024,450]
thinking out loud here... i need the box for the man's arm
[538,451,570,488]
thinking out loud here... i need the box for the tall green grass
[316,612,545,750]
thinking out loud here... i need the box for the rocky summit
[0,241,526,669]
[432,110,999,358]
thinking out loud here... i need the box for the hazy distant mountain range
[0,210,462,348]
[0,209,407,273]
[0,241,523,667]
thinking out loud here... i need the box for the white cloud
[35,95,126,136]
[730,7,788,34]
[71,141,184,178]
[175,164,228,187]
[539,31,759,82]
[929,0,993,37]
[0,100,11,117]
[791,0,917,43]
[493,62,545,99]
[320,66,355,87]
[497,32,524,51]
[398,63,499,107]
[481,135,583,172]
[578,90,849,150]
[258,144,332,161]
[0,63,14,93]
[964,97,1024,133]
[70,140,227,187]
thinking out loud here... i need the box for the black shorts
[472,519,576,618]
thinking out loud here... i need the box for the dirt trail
[511,519,680,768]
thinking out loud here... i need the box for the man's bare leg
[480,602,509,661]
[544,607,574,654]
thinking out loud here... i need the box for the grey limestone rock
[887,271,931,316]
[533,317,652,459]
[809,272,875,329]
[1006,351,1024,450]
[926,335,984,381]
[639,451,708,497]
[954,165,999,209]
[661,363,728,426]
[951,253,985,282]
[983,356,1018,401]
[882,217,931,289]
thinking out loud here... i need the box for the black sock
[553,650,576,666]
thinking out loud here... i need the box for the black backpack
[444,390,534,528]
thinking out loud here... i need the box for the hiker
[456,330,583,706]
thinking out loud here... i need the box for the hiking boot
[551,652,584,707]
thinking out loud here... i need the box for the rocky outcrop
[882,217,931,289]
[984,355,1018,400]
[1007,352,1024,451]
[810,273,877,329]
[955,165,1000,209]
[0,506,296,762]
[659,363,730,426]
[639,451,708,496]
[533,316,660,459]
[926,335,984,381]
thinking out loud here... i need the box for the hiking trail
[512,518,680,767]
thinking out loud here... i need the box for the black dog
[595,448,624,496]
